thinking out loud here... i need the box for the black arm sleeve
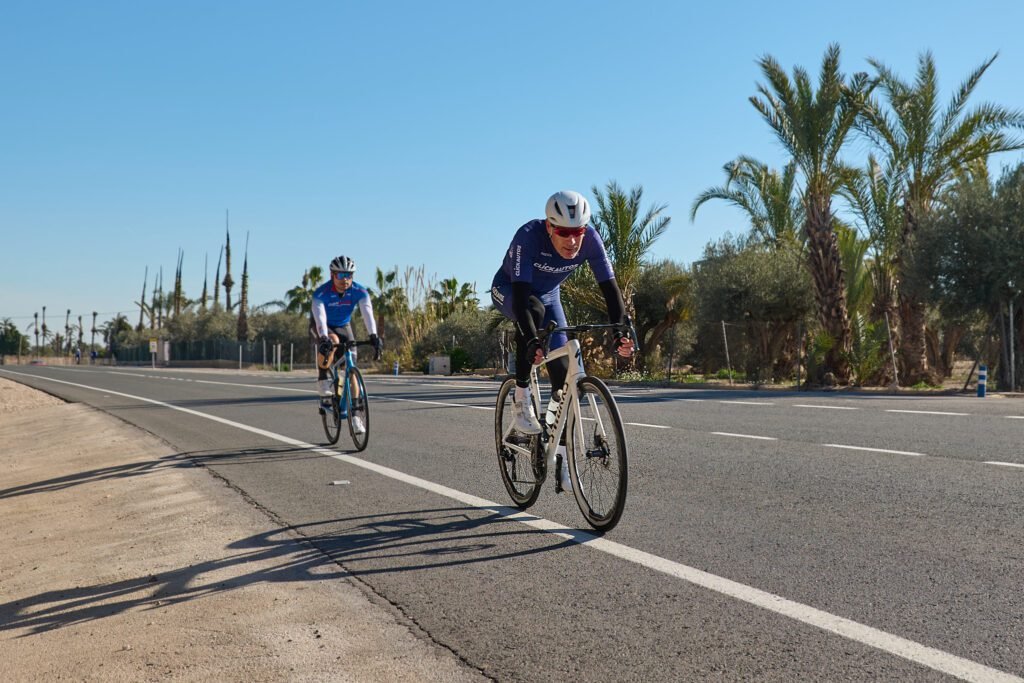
[511,281,539,340]
[598,278,626,325]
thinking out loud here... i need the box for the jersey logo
[533,261,580,274]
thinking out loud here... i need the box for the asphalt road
[4,364,1023,682]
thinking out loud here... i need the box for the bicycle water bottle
[545,390,562,427]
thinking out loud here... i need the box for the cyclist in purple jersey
[491,190,635,434]
[311,255,382,434]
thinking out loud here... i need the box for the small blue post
[393,360,399,376]
[977,364,987,398]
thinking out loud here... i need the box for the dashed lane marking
[824,444,924,457]
[711,432,778,441]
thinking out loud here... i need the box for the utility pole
[65,309,71,357]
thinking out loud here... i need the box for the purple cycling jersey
[491,219,614,295]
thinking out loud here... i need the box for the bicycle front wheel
[347,366,370,452]
[320,370,343,445]
[495,378,543,508]
[566,376,628,532]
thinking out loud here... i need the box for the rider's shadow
[1,506,580,637]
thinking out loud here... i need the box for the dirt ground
[0,377,486,682]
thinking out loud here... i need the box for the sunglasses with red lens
[552,226,587,238]
[332,271,353,279]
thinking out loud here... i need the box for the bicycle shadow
[1,505,582,636]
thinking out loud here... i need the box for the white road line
[886,409,969,416]
[1006,416,1024,420]
[711,432,778,441]
[3,368,1015,683]
[985,461,1024,469]
[824,444,924,457]
[720,401,773,406]
[625,422,670,429]
[794,404,859,411]
[380,396,492,411]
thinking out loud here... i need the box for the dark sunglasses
[332,271,353,279]
[552,226,587,238]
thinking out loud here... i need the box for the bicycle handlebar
[536,317,641,354]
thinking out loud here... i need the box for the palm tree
[691,156,803,249]
[564,181,670,323]
[591,181,670,315]
[861,51,1024,384]
[428,277,478,319]
[839,155,903,318]
[749,44,873,383]
[285,265,324,316]
[371,267,410,318]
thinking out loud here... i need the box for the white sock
[514,386,529,403]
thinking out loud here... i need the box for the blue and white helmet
[545,190,591,228]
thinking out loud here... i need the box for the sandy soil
[0,377,485,682]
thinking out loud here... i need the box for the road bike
[495,322,635,532]
[319,340,375,451]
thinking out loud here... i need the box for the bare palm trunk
[805,197,852,383]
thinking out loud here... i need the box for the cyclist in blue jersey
[311,255,383,435]
[492,190,635,435]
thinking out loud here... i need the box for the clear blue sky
[3,0,1023,331]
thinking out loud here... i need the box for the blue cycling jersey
[311,280,377,337]
[490,220,614,295]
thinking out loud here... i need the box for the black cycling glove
[317,336,334,358]
[369,333,383,360]
[525,337,544,365]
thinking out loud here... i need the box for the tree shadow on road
[0,445,327,501]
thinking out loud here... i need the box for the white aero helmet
[329,255,356,273]
[545,190,591,228]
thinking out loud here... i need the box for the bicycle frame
[500,335,609,477]
[330,346,359,417]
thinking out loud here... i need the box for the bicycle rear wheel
[347,366,370,452]
[320,369,343,445]
[495,378,543,508]
[566,376,628,532]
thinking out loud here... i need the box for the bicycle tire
[320,368,343,445]
[347,366,370,451]
[495,378,543,508]
[566,376,628,532]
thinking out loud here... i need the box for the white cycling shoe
[350,415,366,435]
[512,395,542,435]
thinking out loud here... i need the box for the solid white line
[625,422,670,429]
[711,432,777,441]
[1006,416,1024,420]
[886,409,969,416]
[824,444,924,457]
[3,367,1017,683]
[794,404,859,411]
[720,400,773,406]
[984,461,1024,469]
